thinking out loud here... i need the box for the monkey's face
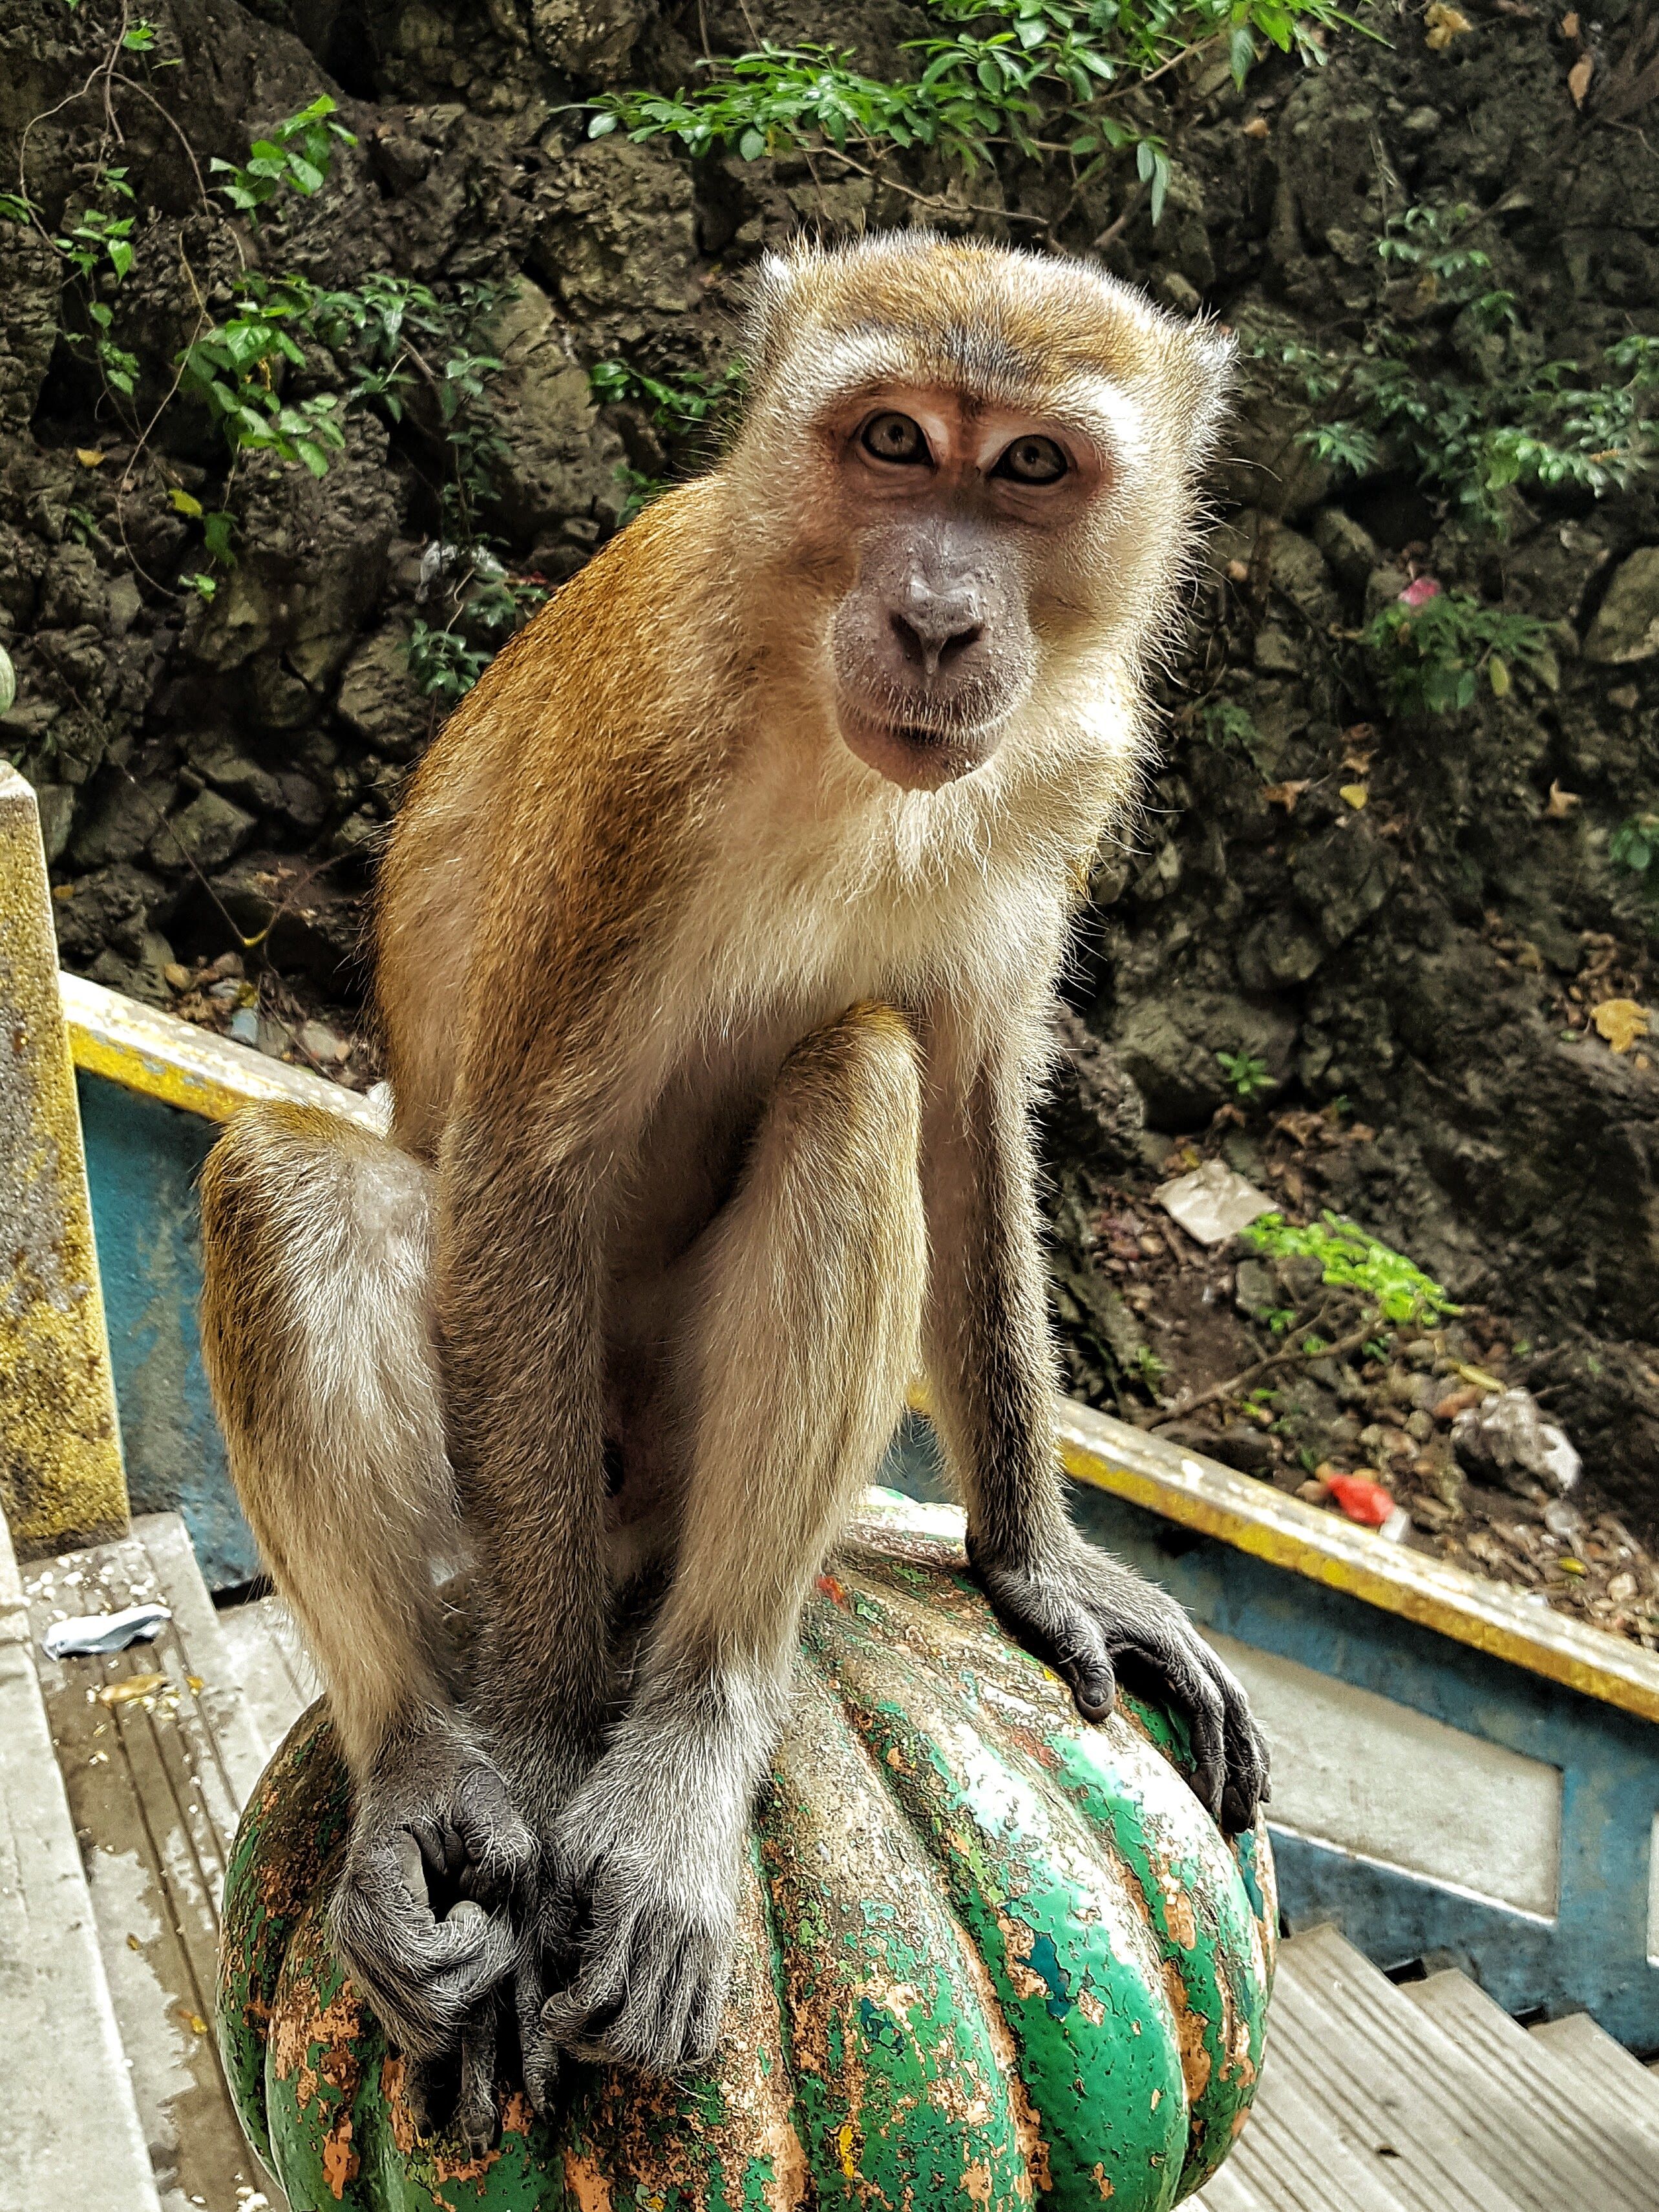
[820,387,1105,792]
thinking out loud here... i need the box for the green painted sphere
[219,1494,1275,2212]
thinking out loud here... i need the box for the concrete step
[1281,1925,1653,2212]
[0,1507,160,2212]
[1529,2010,1659,2145]
[1263,1928,1535,2212]
[1406,1967,1659,2198]
[1192,2041,1417,2212]
[25,1513,284,2212]
[215,1591,317,1763]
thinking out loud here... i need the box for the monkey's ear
[1168,319,1236,475]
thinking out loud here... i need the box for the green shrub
[1364,589,1555,715]
[1272,203,1659,532]
[1241,1210,1459,1325]
[587,0,1373,225]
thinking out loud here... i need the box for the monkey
[199,230,1269,2140]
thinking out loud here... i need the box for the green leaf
[1229,23,1257,81]
[739,125,766,157]
[1148,149,1168,225]
[106,238,134,280]
[285,153,326,195]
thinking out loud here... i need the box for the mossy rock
[219,1493,1276,2211]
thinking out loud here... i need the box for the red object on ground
[1326,1473,1397,1527]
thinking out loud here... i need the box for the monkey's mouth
[835,691,1010,792]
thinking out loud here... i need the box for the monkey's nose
[889,604,984,679]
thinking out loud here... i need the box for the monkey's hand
[330,1720,532,2096]
[515,1749,741,2102]
[967,1534,1271,1834]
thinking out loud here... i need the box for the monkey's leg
[920,1026,1270,1836]
[200,1106,531,2098]
[526,1003,927,2086]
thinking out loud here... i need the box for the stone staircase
[1190,1926,1659,2211]
[6,1508,1658,2212]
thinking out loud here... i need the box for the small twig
[1139,1311,1373,1431]
[112,73,229,251]
[98,3,131,149]
[817,143,1048,226]
[17,59,110,255]
[1092,179,1147,252]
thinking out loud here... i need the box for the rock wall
[1,0,1655,1513]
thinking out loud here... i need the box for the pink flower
[1398,575,1441,609]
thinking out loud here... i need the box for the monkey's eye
[993,435,1068,486]
[860,412,931,465]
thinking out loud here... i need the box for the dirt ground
[1048,1095,1659,1651]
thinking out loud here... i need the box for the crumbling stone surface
[0,0,1653,1525]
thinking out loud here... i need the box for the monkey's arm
[429,1097,621,2105]
[919,1021,1269,1835]
[434,1115,613,1802]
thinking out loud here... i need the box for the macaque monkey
[200,231,1268,2138]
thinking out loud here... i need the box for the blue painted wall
[78,1072,262,1591]
[882,1413,1659,2055]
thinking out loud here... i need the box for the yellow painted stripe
[911,1383,1659,1727]
[60,970,385,1133]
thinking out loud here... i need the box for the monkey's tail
[199,1102,454,1769]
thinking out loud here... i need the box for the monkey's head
[730,233,1232,793]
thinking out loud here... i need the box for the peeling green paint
[220,1500,1274,2211]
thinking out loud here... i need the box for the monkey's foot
[968,1537,1271,1834]
[516,1767,741,2101]
[329,1719,532,2112]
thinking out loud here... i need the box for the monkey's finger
[450,1782,538,1911]
[456,2010,500,2159]
[1119,1635,1228,1818]
[1218,1674,1272,1835]
[385,1877,516,1977]
[1062,1639,1117,1723]
[599,1921,697,2072]
[684,1977,726,2070]
[514,1956,562,2118]
[521,2024,562,2121]
[354,1892,520,2038]
[539,1954,630,2057]
[399,2050,446,2140]
[1043,1608,1116,1722]
[422,1916,520,2016]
